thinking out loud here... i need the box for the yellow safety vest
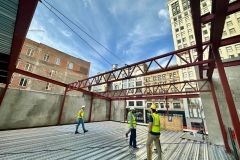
[151,113,160,133]
[127,112,136,128]
[77,109,84,119]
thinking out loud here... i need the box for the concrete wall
[0,88,110,130]
[200,65,240,147]
[110,100,125,122]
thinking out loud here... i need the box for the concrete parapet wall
[0,88,110,130]
[110,100,125,122]
[200,65,240,146]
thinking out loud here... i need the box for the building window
[160,103,164,108]
[182,0,190,10]
[43,53,50,61]
[188,29,192,33]
[223,31,227,36]
[235,44,240,51]
[226,46,233,52]
[177,40,181,44]
[173,103,181,109]
[46,83,51,90]
[183,37,186,42]
[172,1,180,16]
[189,71,193,77]
[129,101,134,106]
[175,28,179,32]
[203,30,208,35]
[227,21,233,26]
[19,78,28,87]
[202,2,207,7]
[136,81,142,87]
[55,57,61,65]
[24,63,33,72]
[189,35,194,40]
[68,62,74,69]
[237,17,240,24]
[180,26,184,30]
[49,70,56,77]
[136,101,143,106]
[229,55,235,59]
[26,48,34,56]
[229,28,236,35]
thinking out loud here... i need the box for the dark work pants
[129,128,136,148]
[75,118,86,132]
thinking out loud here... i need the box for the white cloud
[158,9,168,19]
[61,30,72,37]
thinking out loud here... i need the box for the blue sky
[27,0,174,76]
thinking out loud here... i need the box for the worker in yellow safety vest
[127,107,138,149]
[146,104,162,160]
[75,105,88,134]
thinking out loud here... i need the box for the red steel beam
[88,94,94,122]
[213,46,240,149]
[108,90,210,99]
[190,0,203,78]
[201,0,240,24]
[8,0,38,78]
[111,94,200,101]
[15,68,67,87]
[209,80,230,153]
[14,69,110,100]
[57,87,68,125]
[207,0,229,79]
[98,79,209,98]
[70,34,239,89]
[203,59,240,70]
[70,59,213,89]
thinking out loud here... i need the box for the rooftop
[0,122,233,160]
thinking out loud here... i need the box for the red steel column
[88,94,94,122]
[57,87,68,125]
[109,99,112,120]
[213,46,240,148]
[209,79,230,152]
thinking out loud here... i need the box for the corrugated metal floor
[0,121,233,160]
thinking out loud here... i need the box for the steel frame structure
[0,0,240,152]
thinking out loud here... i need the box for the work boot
[84,130,88,133]
[133,146,139,150]
[126,133,128,138]
[75,131,79,134]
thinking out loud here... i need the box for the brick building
[10,38,90,93]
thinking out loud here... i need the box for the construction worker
[75,105,88,134]
[146,104,162,160]
[127,107,138,149]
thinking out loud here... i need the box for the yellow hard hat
[150,104,157,110]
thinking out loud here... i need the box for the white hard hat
[130,107,135,110]
[82,105,85,108]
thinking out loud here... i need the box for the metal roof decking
[0,0,18,55]
[0,122,233,160]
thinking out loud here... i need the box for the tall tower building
[167,0,240,129]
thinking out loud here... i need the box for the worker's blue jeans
[129,128,136,148]
[76,118,86,132]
